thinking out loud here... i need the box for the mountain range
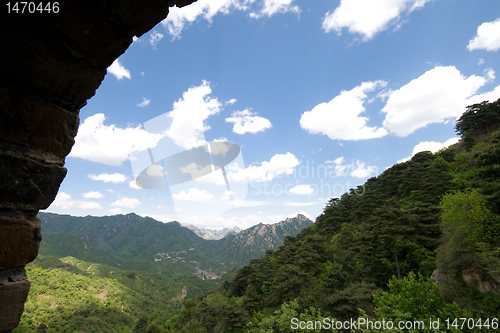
[37,212,313,277]
[182,224,242,240]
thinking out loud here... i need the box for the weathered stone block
[0,216,41,269]
[0,86,79,159]
[0,154,66,211]
[0,279,30,333]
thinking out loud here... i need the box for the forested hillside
[37,213,313,275]
[161,98,500,333]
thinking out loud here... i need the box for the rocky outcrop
[0,1,197,331]
[461,267,500,295]
[432,267,500,300]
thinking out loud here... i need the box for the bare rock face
[0,0,197,331]
[461,268,500,295]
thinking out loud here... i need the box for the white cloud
[285,201,320,207]
[70,113,163,166]
[325,157,377,178]
[350,161,378,178]
[166,81,222,150]
[163,0,300,39]
[322,0,432,40]
[468,84,500,105]
[163,0,250,39]
[149,31,164,48]
[136,97,151,108]
[172,188,213,201]
[289,185,314,195]
[110,208,123,214]
[225,109,272,134]
[88,173,127,184]
[382,66,495,137]
[398,137,460,163]
[226,99,237,105]
[50,192,73,209]
[79,202,103,210]
[325,157,351,177]
[468,19,500,52]
[229,152,300,182]
[111,197,141,208]
[180,163,213,179]
[250,0,300,19]
[300,81,389,141]
[129,180,141,189]
[83,191,103,199]
[107,59,131,80]
[478,58,485,65]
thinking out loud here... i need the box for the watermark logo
[129,112,248,221]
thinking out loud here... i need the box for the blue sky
[45,0,500,229]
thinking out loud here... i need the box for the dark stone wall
[0,1,196,331]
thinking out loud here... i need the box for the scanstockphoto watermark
[291,317,436,331]
[290,317,499,331]
[250,179,366,198]
[248,159,375,198]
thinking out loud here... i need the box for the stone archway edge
[0,1,197,331]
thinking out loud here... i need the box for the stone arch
[0,1,196,331]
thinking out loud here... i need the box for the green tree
[357,272,473,333]
[439,189,500,274]
[251,299,334,333]
[455,98,500,137]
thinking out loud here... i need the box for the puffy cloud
[111,197,141,208]
[129,180,142,189]
[163,0,299,39]
[107,59,131,80]
[300,81,389,141]
[225,109,272,134]
[468,84,500,105]
[149,31,164,48]
[49,193,105,210]
[322,0,431,40]
[250,0,300,19]
[163,0,249,39]
[468,19,500,52]
[70,113,163,166]
[83,191,103,199]
[79,202,103,210]
[136,97,151,107]
[166,81,222,150]
[110,208,123,214]
[325,157,351,177]
[289,185,314,195]
[172,188,214,201]
[382,66,494,137]
[325,157,377,178]
[350,161,378,178]
[301,67,499,141]
[88,173,127,184]
[50,192,73,209]
[398,137,460,163]
[229,152,300,182]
